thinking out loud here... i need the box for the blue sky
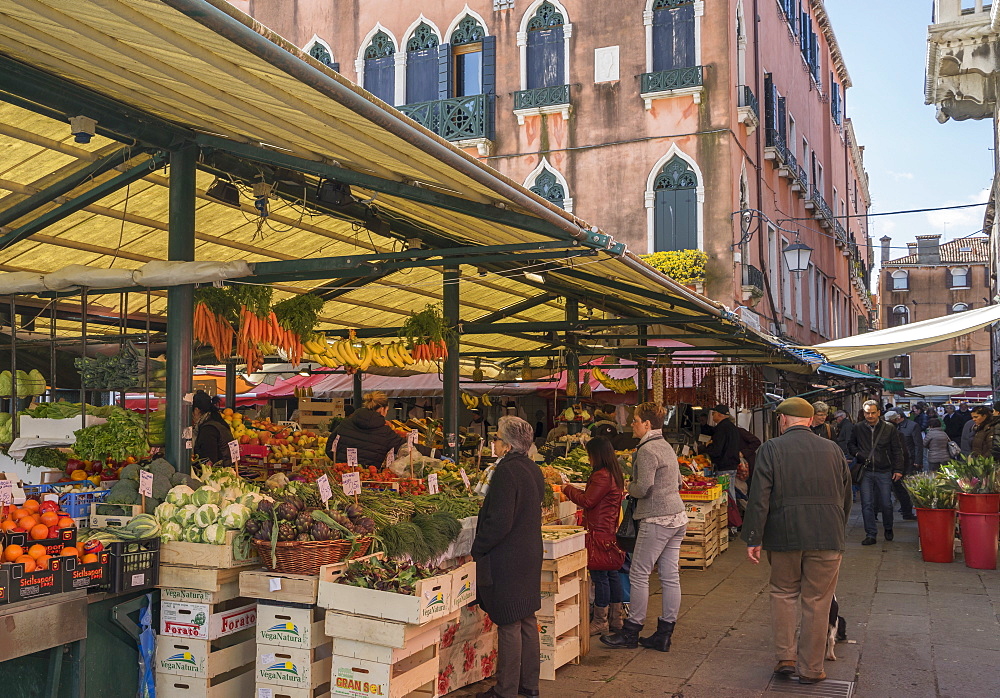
[825,1,994,257]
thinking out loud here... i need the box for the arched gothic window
[308,41,336,70]
[406,23,440,104]
[451,16,488,97]
[526,2,565,90]
[364,31,396,103]
[529,169,566,209]
[653,156,698,251]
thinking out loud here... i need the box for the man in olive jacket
[743,398,852,686]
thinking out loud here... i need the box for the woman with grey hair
[811,401,834,440]
[472,416,545,698]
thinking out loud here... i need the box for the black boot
[600,619,642,649]
[639,618,676,652]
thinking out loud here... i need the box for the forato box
[160,600,257,640]
[256,603,326,649]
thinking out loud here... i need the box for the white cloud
[925,187,990,240]
[887,171,915,181]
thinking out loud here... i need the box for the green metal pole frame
[638,325,649,404]
[352,371,363,411]
[225,358,238,411]
[565,299,581,435]
[166,145,196,471]
[443,266,460,462]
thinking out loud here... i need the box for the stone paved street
[456,507,1000,698]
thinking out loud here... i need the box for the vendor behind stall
[192,390,235,466]
[703,404,741,473]
[326,390,405,466]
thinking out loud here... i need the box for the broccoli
[119,462,141,482]
[169,471,188,486]
[151,473,172,500]
[107,478,140,505]
[148,458,175,478]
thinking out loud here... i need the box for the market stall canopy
[0,0,806,370]
[906,385,967,398]
[804,304,1000,365]
[310,372,536,398]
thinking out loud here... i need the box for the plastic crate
[716,474,731,490]
[23,483,111,518]
[106,537,160,593]
[680,484,723,501]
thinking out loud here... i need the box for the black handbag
[616,496,639,553]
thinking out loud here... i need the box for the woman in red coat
[562,437,625,636]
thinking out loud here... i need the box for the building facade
[245,0,873,346]
[878,235,992,400]
[926,0,1000,398]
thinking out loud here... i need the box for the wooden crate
[160,530,258,570]
[256,642,333,690]
[324,609,459,649]
[329,639,438,698]
[539,549,587,593]
[241,569,321,606]
[254,684,331,698]
[257,604,327,650]
[683,519,718,543]
[539,577,580,617]
[539,635,580,681]
[538,601,579,650]
[298,399,344,429]
[159,565,257,641]
[155,628,256,679]
[160,565,246,601]
[156,665,255,698]
[678,539,720,570]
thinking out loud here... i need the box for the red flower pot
[915,508,956,563]
[959,512,1000,570]
[957,493,1000,513]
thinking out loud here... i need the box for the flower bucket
[915,508,956,563]
[958,512,999,570]
[957,493,1000,514]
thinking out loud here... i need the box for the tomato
[39,501,59,514]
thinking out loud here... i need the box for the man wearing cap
[847,400,905,545]
[742,398,852,686]
[703,404,741,473]
[884,411,918,520]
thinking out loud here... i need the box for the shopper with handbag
[601,402,686,652]
[562,437,626,636]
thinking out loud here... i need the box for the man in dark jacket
[326,391,405,467]
[848,401,904,545]
[743,398,851,686]
[704,404,741,472]
[943,404,970,441]
[885,412,918,520]
[832,411,854,458]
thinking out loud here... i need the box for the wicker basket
[253,536,373,576]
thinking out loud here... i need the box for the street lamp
[892,356,903,378]
[782,241,813,273]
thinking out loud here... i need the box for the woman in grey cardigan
[601,402,686,652]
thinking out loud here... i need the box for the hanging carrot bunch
[193,287,239,362]
[272,294,326,367]
[232,285,273,374]
[398,304,454,363]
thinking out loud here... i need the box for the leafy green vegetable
[22,447,68,472]
[272,294,326,340]
[398,303,456,348]
[73,409,148,462]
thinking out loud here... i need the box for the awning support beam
[471,294,560,324]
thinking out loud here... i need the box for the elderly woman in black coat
[472,415,545,698]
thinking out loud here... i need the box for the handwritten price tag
[427,473,439,495]
[139,470,153,498]
[317,474,333,503]
[408,429,419,446]
[331,435,340,456]
[184,440,193,450]
[681,445,691,456]
[385,449,395,468]
[346,448,358,469]
[342,471,361,496]
[459,468,471,489]
[228,440,240,463]
[0,480,11,506]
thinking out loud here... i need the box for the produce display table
[0,589,88,663]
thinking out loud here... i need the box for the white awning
[803,304,1000,364]
[907,385,967,398]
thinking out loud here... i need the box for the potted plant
[939,456,1000,570]
[903,472,956,563]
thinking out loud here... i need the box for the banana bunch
[461,392,480,409]
[481,393,493,407]
[302,336,416,371]
[592,366,637,394]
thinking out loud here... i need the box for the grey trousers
[495,614,540,698]
[628,520,686,626]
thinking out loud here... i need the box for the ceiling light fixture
[524,271,546,284]
[317,178,353,207]
[204,178,241,208]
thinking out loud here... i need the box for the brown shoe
[799,672,827,684]
[773,661,796,677]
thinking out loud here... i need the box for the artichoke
[296,532,312,542]
[278,522,297,541]
[310,521,334,541]
[257,498,274,516]
[295,512,312,533]
[244,520,260,536]
[345,503,363,520]
[354,517,376,535]
[276,502,298,521]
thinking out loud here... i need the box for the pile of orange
[0,499,75,541]
[1,542,90,572]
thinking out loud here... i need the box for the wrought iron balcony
[744,264,766,291]
[514,84,570,111]
[399,94,494,142]
[834,221,849,246]
[764,128,791,166]
[640,66,704,95]
[737,85,758,117]
[808,186,835,227]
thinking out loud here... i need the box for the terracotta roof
[887,237,989,265]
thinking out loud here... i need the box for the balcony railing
[765,128,791,165]
[744,264,766,291]
[793,162,808,189]
[737,85,758,117]
[834,221,849,246]
[640,66,704,94]
[514,84,570,111]
[809,186,835,226]
[399,94,494,142]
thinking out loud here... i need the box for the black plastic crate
[106,537,160,593]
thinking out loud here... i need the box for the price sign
[0,480,11,506]
[385,449,395,468]
[182,426,193,440]
[408,429,419,446]
[490,440,496,458]
[459,468,471,489]
[184,440,193,450]
[342,471,361,496]
[346,448,358,469]
[228,440,240,463]
[258,688,274,698]
[331,435,340,456]
[681,445,691,456]
[139,470,154,498]
[430,448,437,459]
[317,474,333,503]
[427,473,439,495]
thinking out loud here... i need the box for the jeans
[861,470,893,538]
[591,569,624,607]
[619,553,631,603]
[628,520,686,625]
[495,615,540,698]
[891,476,913,516]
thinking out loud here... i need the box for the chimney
[916,234,942,264]
[907,242,917,256]
[880,236,891,264]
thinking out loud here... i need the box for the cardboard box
[256,644,333,689]
[450,561,476,611]
[62,551,110,591]
[257,603,326,649]
[155,630,255,679]
[318,570,453,625]
[0,555,71,604]
[684,500,718,522]
[4,526,75,557]
[160,600,257,640]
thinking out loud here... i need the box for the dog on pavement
[826,595,847,661]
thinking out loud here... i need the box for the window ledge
[512,103,572,126]
[737,105,758,135]
[951,286,971,290]
[642,85,705,109]
[452,138,494,157]
[640,67,705,109]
